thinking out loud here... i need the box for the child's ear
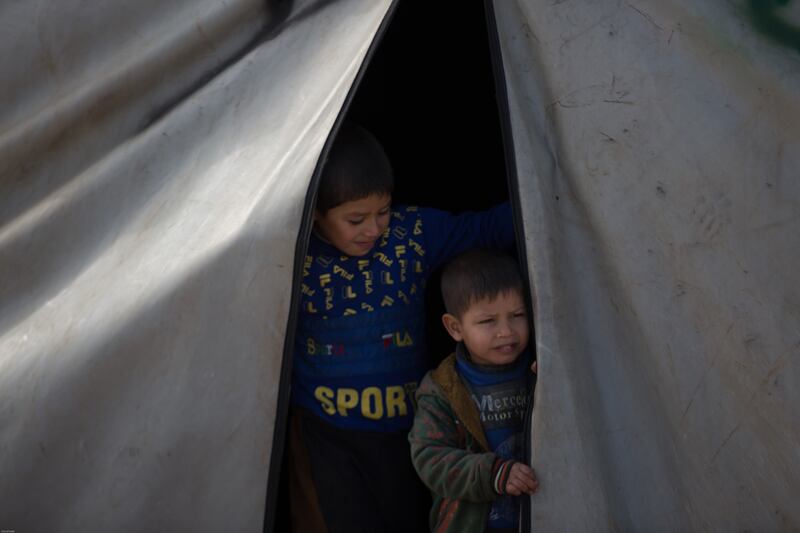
[441,313,463,342]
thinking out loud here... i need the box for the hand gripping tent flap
[1,0,798,531]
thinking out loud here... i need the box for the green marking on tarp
[748,0,800,52]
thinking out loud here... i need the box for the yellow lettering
[307,338,316,354]
[395,245,406,257]
[413,218,423,235]
[372,252,393,267]
[381,295,394,307]
[306,301,318,313]
[414,261,423,273]
[361,387,384,420]
[315,386,417,419]
[386,386,407,418]
[337,388,359,416]
[342,285,357,299]
[319,273,331,287]
[361,302,374,312]
[343,308,356,316]
[396,331,414,347]
[315,387,336,415]
[357,259,370,271]
[333,265,354,280]
[381,271,394,285]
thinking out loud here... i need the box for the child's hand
[505,462,539,496]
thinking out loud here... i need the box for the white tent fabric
[491,0,800,530]
[0,0,392,530]
[2,0,799,531]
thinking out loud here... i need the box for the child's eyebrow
[474,306,526,317]
[346,205,391,217]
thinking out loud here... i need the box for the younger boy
[288,125,515,532]
[409,248,538,533]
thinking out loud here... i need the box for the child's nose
[364,218,382,237]
[497,322,513,337]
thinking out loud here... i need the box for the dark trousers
[296,408,430,533]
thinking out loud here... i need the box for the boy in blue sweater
[288,125,515,532]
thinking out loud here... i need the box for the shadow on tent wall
[268,1,520,530]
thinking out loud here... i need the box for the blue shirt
[292,203,514,431]
[456,344,531,530]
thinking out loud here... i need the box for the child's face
[442,290,529,366]
[313,194,392,257]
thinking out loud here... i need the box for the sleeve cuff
[492,458,517,495]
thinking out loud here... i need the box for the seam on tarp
[483,1,536,531]
[262,1,402,530]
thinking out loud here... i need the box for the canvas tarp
[0,0,392,530]
[1,0,799,531]
[490,0,800,531]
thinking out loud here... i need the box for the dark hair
[441,249,524,318]
[315,124,394,214]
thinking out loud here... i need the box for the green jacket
[409,353,500,533]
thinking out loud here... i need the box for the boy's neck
[310,229,346,256]
[311,227,331,245]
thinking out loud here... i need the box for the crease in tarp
[0,1,267,231]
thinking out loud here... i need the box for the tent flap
[492,0,800,530]
[0,0,392,530]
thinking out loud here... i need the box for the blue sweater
[291,203,514,432]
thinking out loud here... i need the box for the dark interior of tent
[269,1,519,529]
[346,3,514,372]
